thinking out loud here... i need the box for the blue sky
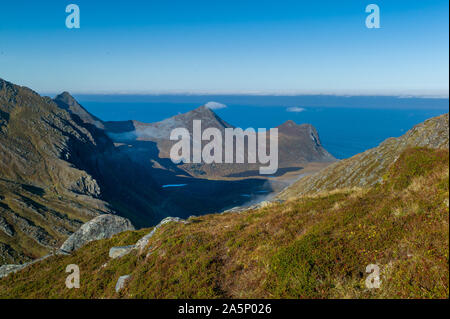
[0,0,448,95]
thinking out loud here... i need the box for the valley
[0,78,335,265]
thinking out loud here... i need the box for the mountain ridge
[103,104,336,178]
[53,92,104,129]
[0,78,115,264]
[277,112,449,199]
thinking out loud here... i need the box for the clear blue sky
[0,0,448,95]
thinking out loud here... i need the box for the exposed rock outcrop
[0,264,24,279]
[0,242,29,266]
[71,175,101,198]
[0,250,68,278]
[115,274,131,293]
[60,214,135,253]
[135,217,189,252]
[0,216,14,237]
[109,245,135,259]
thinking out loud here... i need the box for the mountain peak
[171,105,233,129]
[277,120,315,137]
[54,91,77,108]
[58,91,74,98]
[53,92,103,128]
[196,105,209,111]
[279,120,298,127]
[189,105,217,116]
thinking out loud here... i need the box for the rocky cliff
[0,78,169,265]
[0,78,115,265]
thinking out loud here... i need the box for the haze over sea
[74,95,449,159]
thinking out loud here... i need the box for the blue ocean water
[76,95,448,159]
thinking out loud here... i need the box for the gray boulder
[135,217,188,252]
[109,245,135,259]
[0,251,67,278]
[115,274,131,293]
[60,214,135,253]
[0,264,25,278]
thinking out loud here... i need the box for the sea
[74,94,448,159]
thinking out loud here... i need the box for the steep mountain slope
[276,120,335,165]
[0,78,181,264]
[278,113,449,199]
[104,106,336,178]
[53,92,104,129]
[1,146,447,298]
[0,79,114,264]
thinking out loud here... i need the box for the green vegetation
[0,147,448,299]
[387,147,448,190]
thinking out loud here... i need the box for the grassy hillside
[278,113,449,199]
[1,147,447,299]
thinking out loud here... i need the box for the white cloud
[205,101,227,110]
[286,107,306,113]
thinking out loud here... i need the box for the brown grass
[0,147,448,299]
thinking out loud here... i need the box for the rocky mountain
[106,105,232,143]
[53,92,104,129]
[0,78,179,265]
[0,78,336,266]
[104,106,336,178]
[0,89,448,298]
[59,214,135,253]
[276,120,335,165]
[277,113,449,199]
[0,79,114,265]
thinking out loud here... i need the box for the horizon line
[39,90,450,99]
[2,77,447,99]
